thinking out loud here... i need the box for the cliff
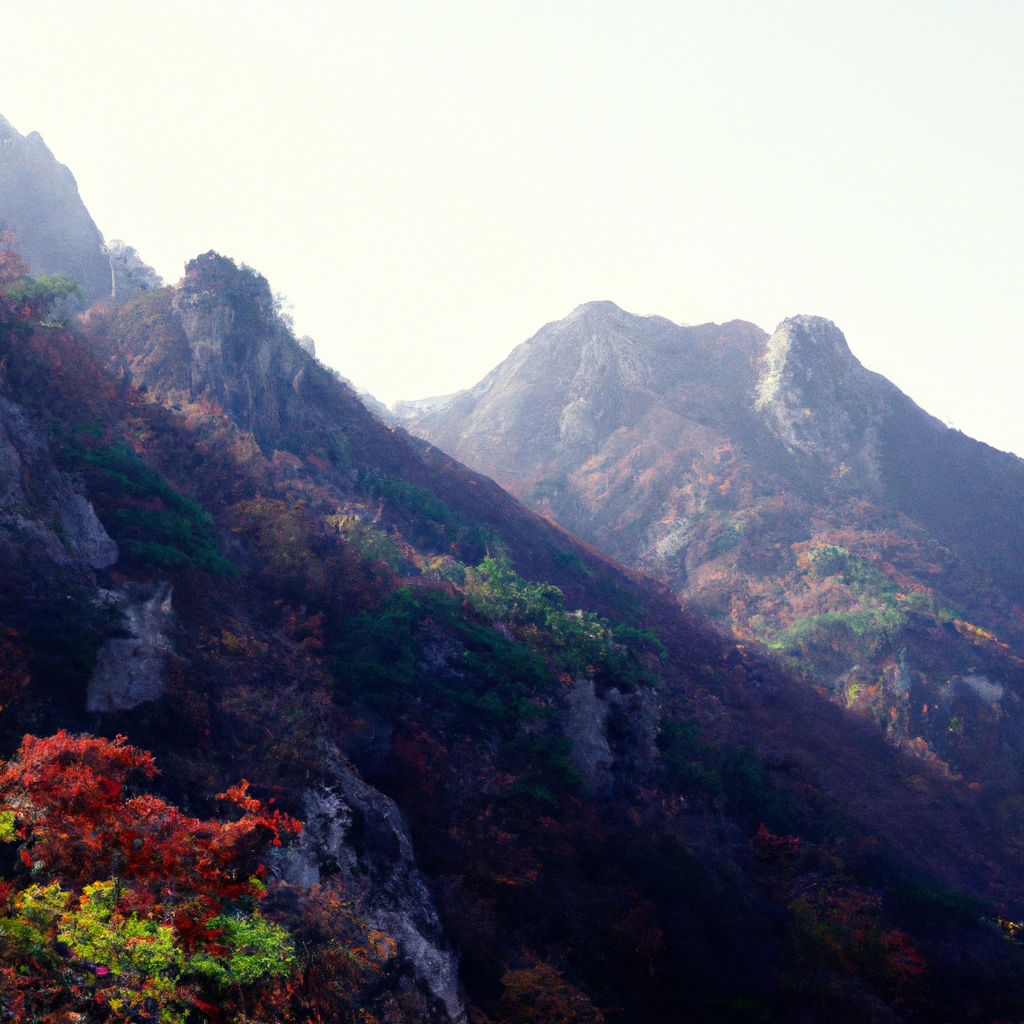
[0,115,112,304]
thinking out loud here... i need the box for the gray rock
[563,678,661,791]
[0,115,112,305]
[86,583,174,712]
[107,239,162,299]
[754,315,897,495]
[607,685,661,776]
[0,395,117,590]
[273,757,467,1024]
[391,393,458,420]
[564,678,614,788]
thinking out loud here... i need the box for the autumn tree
[0,731,301,1023]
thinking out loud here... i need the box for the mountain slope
[404,302,1024,601]
[401,301,1024,891]
[3,238,1024,1015]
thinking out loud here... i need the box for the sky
[1,1,1022,454]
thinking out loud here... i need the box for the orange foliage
[0,230,28,285]
[787,882,926,1005]
[499,962,605,1024]
[254,877,400,1022]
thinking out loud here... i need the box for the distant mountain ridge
[0,115,111,303]
[401,301,1024,818]
[4,121,1024,1020]
[401,301,1024,598]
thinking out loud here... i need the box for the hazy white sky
[2,1,1022,454]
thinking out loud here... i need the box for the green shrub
[58,437,236,577]
[365,475,495,558]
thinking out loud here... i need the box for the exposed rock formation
[563,678,661,791]
[755,314,907,496]
[86,583,174,712]
[274,758,467,1024]
[0,393,117,597]
[107,239,162,299]
[563,678,614,789]
[0,115,112,305]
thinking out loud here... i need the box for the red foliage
[751,823,802,873]
[0,731,300,935]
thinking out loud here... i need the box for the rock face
[0,393,117,597]
[172,252,298,436]
[98,251,323,455]
[0,115,112,305]
[751,315,1024,602]
[275,759,467,1024]
[754,315,899,495]
[107,240,162,299]
[564,679,614,788]
[86,583,174,712]
[563,678,661,792]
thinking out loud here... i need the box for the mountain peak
[567,299,629,318]
[755,315,861,411]
[0,113,111,304]
[752,314,904,496]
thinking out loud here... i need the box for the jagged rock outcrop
[563,678,661,791]
[86,583,174,712]
[274,758,467,1024]
[107,239,162,299]
[754,315,899,495]
[564,679,614,788]
[0,393,117,597]
[0,115,112,305]
[171,252,305,444]
[92,251,352,459]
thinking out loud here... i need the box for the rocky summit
[2,122,1024,1023]
[0,115,111,305]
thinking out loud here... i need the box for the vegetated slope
[402,301,1024,860]
[2,248,1024,1022]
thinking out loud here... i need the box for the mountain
[2,145,1024,1019]
[403,302,1024,597]
[400,300,1024,912]
[0,116,162,305]
[0,115,112,304]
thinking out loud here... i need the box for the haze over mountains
[399,301,1024,809]
[0,114,161,307]
[3,117,1024,1022]
[397,301,1024,601]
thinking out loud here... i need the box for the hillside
[399,302,1024,791]
[1,179,1024,1018]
